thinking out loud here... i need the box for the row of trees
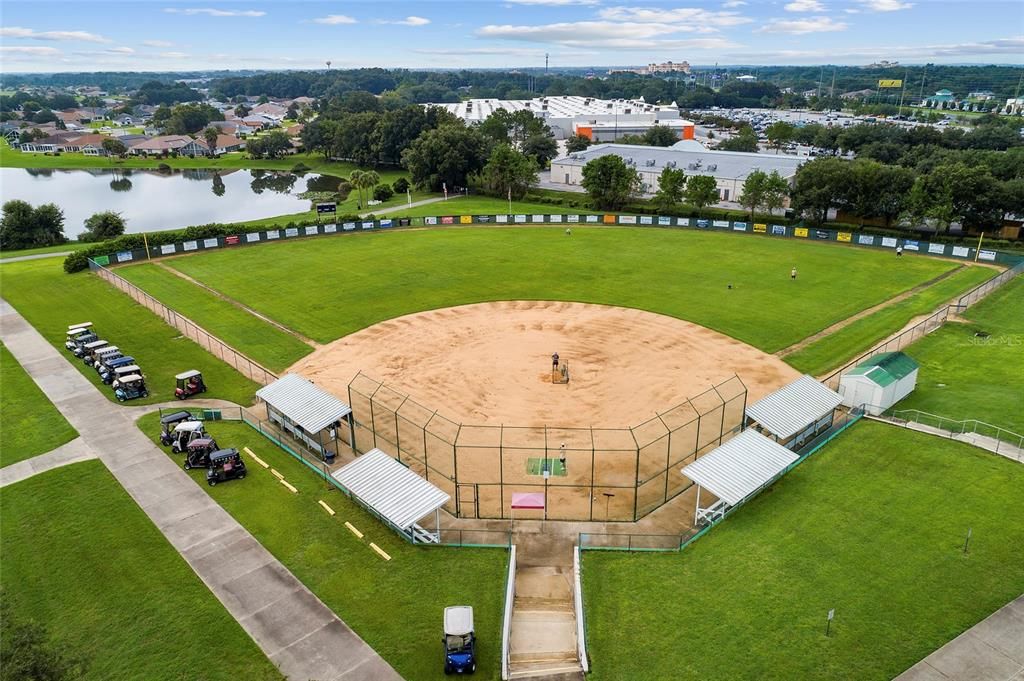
[0,201,127,249]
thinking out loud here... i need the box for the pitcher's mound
[290,301,799,427]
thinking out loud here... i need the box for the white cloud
[479,20,718,46]
[0,27,111,43]
[381,16,431,26]
[597,7,753,27]
[505,0,600,5]
[784,0,825,12]
[0,45,62,56]
[163,8,266,17]
[313,14,358,25]
[733,37,1024,61]
[844,8,861,13]
[857,0,912,10]
[160,51,190,58]
[143,39,174,47]
[415,47,594,57]
[108,46,135,54]
[756,16,847,34]
[722,0,747,6]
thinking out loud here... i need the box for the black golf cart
[159,410,195,445]
[99,355,135,384]
[65,323,96,352]
[206,448,246,486]
[114,374,149,401]
[80,339,109,364]
[184,437,219,470]
[92,346,122,371]
[175,370,206,400]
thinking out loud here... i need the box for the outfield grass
[136,414,507,681]
[0,258,260,405]
[0,341,78,466]
[895,275,1024,432]
[583,421,1024,681]
[1,460,281,680]
[165,227,957,353]
[785,265,994,375]
[117,263,313,371]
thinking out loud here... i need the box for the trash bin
[324,450,336,465]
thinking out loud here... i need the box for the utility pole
[545,53,549,74]
[817,66,824,99]
[898,68,909,117]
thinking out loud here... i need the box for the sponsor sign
[316,202,336,214]
[857,234,875,245]
[116,251,133,263]
[978,250,997,262]
[753,223,767,233]
[878,79,903,88]
[398,218,411,227]
[603,214,616,224]
[515,214,528,223]
[183,240,198,251]
[305,226,318,236]
[441,216,455,225]
[380,219,393,228]
[567,214,580,223]
[549,214,562,223]
[225,235,240,245]
[284,227,299,237]
[814,230,830,239]
[881,237,898,248]
[342,222,357,231]
[203,238,219,248]
[476,215,491,223]
[496,214,509,223]
[658,216,672,226]
[733,222,748,231]
[696,219,711,228]
[585,215,599,223]
[460,215,473,224]
[713,220,729,228]
[160,244,177,254]
[902,240,919,251]
[93,255,110,266]
[532,214,545,223]
[928,242,946,254]
[794,227,808,238]
[619,215,638,224]
[771,225,787,235]
[951,246,970,258]
[837,232,852,242]
[245,232,260,243]
[324,224,337,233]
[639,215,653,225]
[425,216,438,225]
[361,221,375,229]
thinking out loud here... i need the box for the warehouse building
[549,142,804,202]
[428,95,693,140]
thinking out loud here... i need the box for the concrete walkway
[360,194,462,218]
[0,298,401,681]
[866,416,1024,463]
[895,595,1024,681]
[0,437,96,488]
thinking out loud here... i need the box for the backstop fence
[346,371,747,522]
[88,258,278,386]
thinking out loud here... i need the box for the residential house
[923,89,957,107]
[209,120,257,136]
[129,135,209,157]
[211,134,245,154]
[250,102,288,120]
[241,114,278,130]
[286,123,304,137]
[0,124,21,144]
[113,113,135,126]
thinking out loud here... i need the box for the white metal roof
[256,373,352,433]
[745,375,843,439]
[553,143,804,180]
[332,449,450,530]
[444,606,474,636]
[681,430,798,506]
[175,369,202,380]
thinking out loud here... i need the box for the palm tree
[349,170,365,208]
[362,170,380,204]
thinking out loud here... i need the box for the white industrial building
[549,142,805,202]
[428,95,694,141]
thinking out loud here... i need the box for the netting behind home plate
[347,372,746,522]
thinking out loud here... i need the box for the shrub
[392,177,410,194]
[157,163,171,173]
[373,185,394,202]
[291,162,311,173]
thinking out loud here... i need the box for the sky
[0,0,1021,73]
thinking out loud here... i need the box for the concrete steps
[509,566,581,680]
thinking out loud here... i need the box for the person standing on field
[791,267,798,280]
[552,352,559,369]
[896,246,903,257]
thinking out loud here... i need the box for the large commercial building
[428,95,694,141]
[549,142,805,203]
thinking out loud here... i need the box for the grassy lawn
[0,341,78,466]
[117,263,313,372]
[785,265,994,375]
[165,227,957,352]
[0,460,281,681]
[895,275,1024,432]
[233,191,444,229]
[0,258,260,405]
[388,196,598,219]
[136,414,508,681]
[583,421,1024,681]
[0,242,86,259]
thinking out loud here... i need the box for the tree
[653,167,686,213]
[211,173,226,197]
[472,144,538,200]
[348,169,380,208]
[0,201,67,250]
[683,175,720,217]
[373,184,394,202]
[300,118,338,160]
[790,157,848,224]
[203,127,219,155]
[565,134,591,153]
[247,130,291,159]
[643,125,679,147]
[164,103,224,135]
[401,125,491,191]
[759,171,790,217]
[101,137,127,158]
[392,177,410,194]
[765,121,795,153]
[716,126,759,152]
[521,134,558,167]
[581,155,641,210]
[80,211,126,242]
[0,597,85,680]
[738,170,768,221]
[234,103,251,118]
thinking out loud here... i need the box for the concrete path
[0,437,96,488]
[0,297,401,681]
[360,194,461,218]
[866,416,1024,463]
[895,595,1024,681]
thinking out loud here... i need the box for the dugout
[681,429,798,525]
[744,375,843,451]
[332,449,450,543]
[256,373,355,463]
[839,352,919,416]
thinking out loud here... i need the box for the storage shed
[839,352,919,415]
[744,375,843,450]
[255,373,354,463]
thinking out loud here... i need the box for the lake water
[0,168,341,237]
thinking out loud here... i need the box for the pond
[0,168,342,237]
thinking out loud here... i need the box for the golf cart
[111,365,143,389]
[442,606,477,675]
[91,346,121,370]
[114,374,149,402]
[79,339,109,363]
[65,324,96,351]
[205,448,246,486]
[184,437,219,470]
[170,420,206,453]
[159,410,195,446]
[175,370,206,400]
[98,355,135,384]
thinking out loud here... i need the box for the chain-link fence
[347,371,746,522]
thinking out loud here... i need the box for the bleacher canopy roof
[332,449,450,530]
[745,375,843,439]
[681,430,798,506]
[255,373,352,433]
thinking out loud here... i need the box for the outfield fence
[89,258,278,386]
[346,371,747,522]
[822,259,1024,390]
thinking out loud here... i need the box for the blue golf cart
[443,606,476,675]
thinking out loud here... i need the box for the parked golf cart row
[65,322,148,401]
[159,411,246,486]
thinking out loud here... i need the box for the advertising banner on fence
[183,240,198,251]
[978,250,997,261]
[881,237,898,248]
[753,223,767,233]
[343,222,356,231]
[203,238,218,248]
[837,232,852,242]
[116,251,133,262]
[794,227,808,238]
[549,214,563,223]
[713,220,730,228]
[246,233,260,243]
[928,243,945,254]
[732,222,748,231]
[362,221,375,229]
[951,246,970,258]
[603,214,616,224]
[619,215,637,224]
[441,216,454,225]
[533,214,545,223]
[858,234,875,245]
[696,219,710,228]
[640,216,653,225]
[677,217,691,227]
[93,255,110,266]
[496,214,508,223]
[283,228,298,238]
[225,235,240,245]
[903,240,919,251]
[659,216,672,226]
[568,214,580,223]
[425,216,438,225]
[586,215,599,223]
[771,225,786,235]
[460,215,472,224]
[476,215,491,223]
[814,230,831,240]
[324,224,337,233]
[305,226,318,236]
[515,214,528,223]
[380,219,393,228]
[160,244,176,254]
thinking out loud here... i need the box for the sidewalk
[360,194,460,218]
[895,595,1024,681]
[0,297,400,681]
